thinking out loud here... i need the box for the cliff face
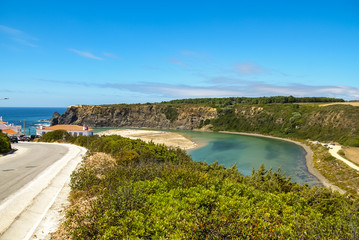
[52,103,359,146]
[52,105,218,130]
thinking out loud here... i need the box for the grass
[311,143,359,196]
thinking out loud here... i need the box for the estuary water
[181,131,321,186]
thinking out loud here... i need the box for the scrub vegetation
[311,143,359,196]
[166,97,357,147]
[0,131,11,153]
[41,134,359,239]
[103,96,358,146]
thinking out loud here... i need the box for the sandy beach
[97,129,198,150]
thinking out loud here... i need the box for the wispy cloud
[0,25,22,35]
[0,25,38,47]
[103,52,119,59]
[234,62,268,75]
[168,58,186,66]
[38,77,359,100]
[69,49,104,60]
[102,83,240,97]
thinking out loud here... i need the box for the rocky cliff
[51,102,359,146]
[51,104,218,130]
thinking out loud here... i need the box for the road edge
[0,143,87,240]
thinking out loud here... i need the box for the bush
[40,130,73,142]
[0,132,11,153]
[57,135,359,239]
[164,106,179,122]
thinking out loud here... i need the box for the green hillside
[209,103,359,146]
[164,97,359,146]
[44,133,359,239]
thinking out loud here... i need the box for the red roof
[36,124,93,131]
[2,129,17,135]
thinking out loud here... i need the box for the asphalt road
[0,142,69,202]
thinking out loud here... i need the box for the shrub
[164,106,179,122]
[40,130,73,142]
[0,132,11,153]
[56,135,359,239]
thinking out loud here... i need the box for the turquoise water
[94,128,321,186]
[180,131,321,186]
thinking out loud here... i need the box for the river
[180,130,321,186]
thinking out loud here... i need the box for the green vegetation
[40,130,73,142]
[44,135,359,239]
[352,136,359,147]
[0,131,11,153]
[311,144,359,196]
[208,104,359,146]
[338,149,346,158]
[163,105,179,122]
[164,96,344,106]
[98,96,357,146]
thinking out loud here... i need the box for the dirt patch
[84,152,117,170]
[319,102,359,107]
[342,146,359,165]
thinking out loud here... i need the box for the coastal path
[329,145,359,171]
[0,142,87,240]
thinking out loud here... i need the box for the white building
[36,124,93,136]
[0,116,22,135]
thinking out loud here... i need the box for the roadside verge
[0,143,86,240]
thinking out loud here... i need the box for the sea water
[0,107,67,135]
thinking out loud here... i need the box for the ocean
[0,107,67,135]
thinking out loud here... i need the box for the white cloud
[234,62,268,75]
[38,77,359,100]
[69,49,104,60]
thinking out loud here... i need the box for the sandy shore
[97,129,198,150]
[219,131,345,193]
[320,102,359,107]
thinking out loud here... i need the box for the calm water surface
[93,128,321,186]
[179,131,321,186]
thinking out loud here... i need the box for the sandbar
[96,129,198,150]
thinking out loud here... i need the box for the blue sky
[0,0,358,107]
